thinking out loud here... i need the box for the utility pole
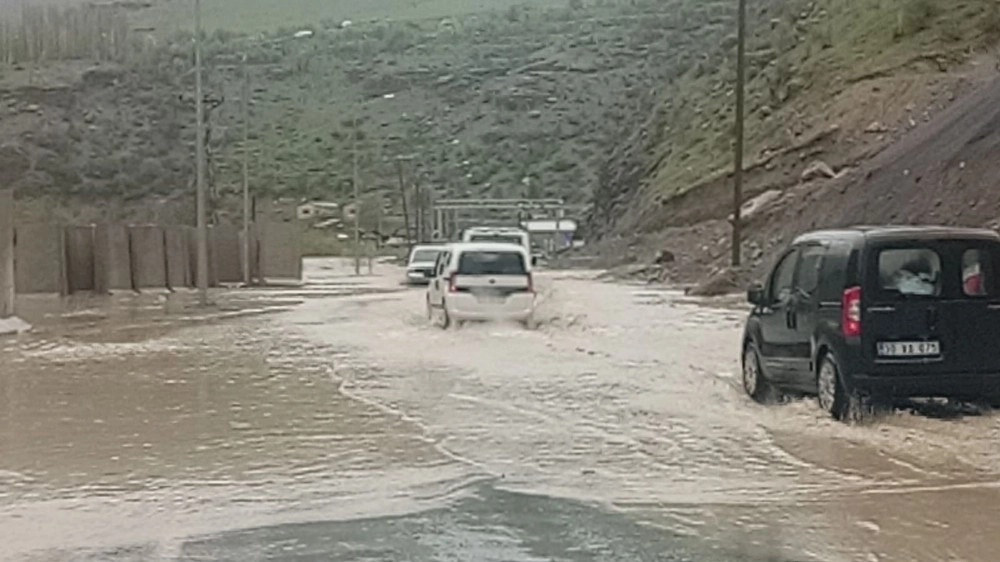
[396,157,412,255]
[352,114,360,275]
[732,0,747,267]
[414,180,422,243]
[241,53,251,286]
[0,189,14,320]
[194,0,209,304]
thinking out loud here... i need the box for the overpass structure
[431,198,584,241]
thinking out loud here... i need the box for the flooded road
[2,258,1000,561]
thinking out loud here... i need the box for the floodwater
[2,258,1000,561]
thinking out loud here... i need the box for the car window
[436,252,450,276]
[816,241,851,302]
[412,249,440,263]
[794,245,824,296]
[962,248,992,297]
[878,248,942,297]
[457,251,526,275]
[769,250,798,303]
[468,234,525,246]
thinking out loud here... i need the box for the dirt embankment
[580,55,1000,294]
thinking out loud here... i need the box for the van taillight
[448,273,458,293]
[842,286,862,337]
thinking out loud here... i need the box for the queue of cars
[403,223,1000,422]
[403,226,538,329]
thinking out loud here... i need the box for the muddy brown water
[1,258,999,561]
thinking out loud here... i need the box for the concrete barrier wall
[241,229,260,281]
[259,221,302,281]
[210,225,242,284]
[65,225,96,293]
[13,223,66,294]
[0,190,13,316]
[94,222,132,294]
[187,227,218,288]
[129,226,167,290]
[164,227,191,289]
[12,221,270,295]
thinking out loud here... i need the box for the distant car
[742,226,1000,421]
[426,242,536,329]
[404,245,444,285]
[462,227,529,248]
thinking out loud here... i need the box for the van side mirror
[531,256,538,266]
[747,283,765,305]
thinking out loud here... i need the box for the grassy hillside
[1,0,730,229]
[138,0,571,35]
[594,0,1000,234]
[0,0,572,34]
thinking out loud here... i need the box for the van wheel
[817,354,847,420]
[440,304,451,330]
[818,354,887,422]
[743,343,781,404]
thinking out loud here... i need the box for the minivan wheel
[743,344,780,404]
[817,354,887,423]
[817,354,846,419]
[440,303,451,330]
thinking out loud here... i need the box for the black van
[742,226,1000,420]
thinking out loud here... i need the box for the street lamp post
[194,0,209,304]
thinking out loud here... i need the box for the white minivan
[462,227,530,250]
[404,244,444,285]
[426,242,536,328]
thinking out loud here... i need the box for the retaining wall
[64,225,95,293]
[94,222,132,293]
[13,223,66,294]
[259,221,302,281]
[164,227,191,289]
[129,226,167,290]
[210,225,242,284]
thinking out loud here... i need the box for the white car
[404,244,444,285]
[426,242,536,328]
[461,227,530,250]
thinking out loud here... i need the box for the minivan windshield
[410,249,440,263]
[469,234,525,246]
[457,251,526,275]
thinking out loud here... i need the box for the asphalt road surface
[2,259,1000,561]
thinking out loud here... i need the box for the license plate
[479,296,506,304]
[877,341,940,357]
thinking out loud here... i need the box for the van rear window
[878,248,941,297]
[458,251,526,275]
[469,234,524,246]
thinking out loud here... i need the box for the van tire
[817,354,848,420]
[743,343,781,404]
[440,304,451,330]
[818,354,887,423]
